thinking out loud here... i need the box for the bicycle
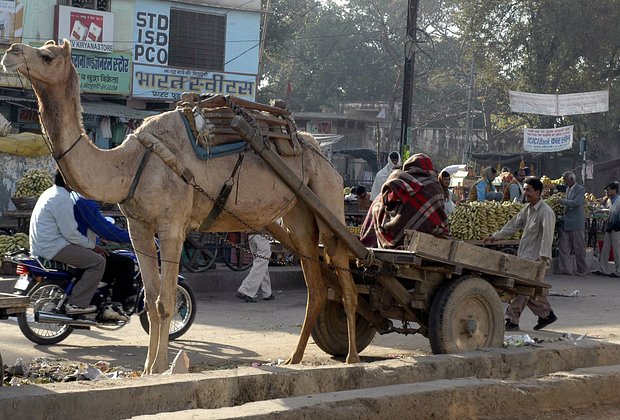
[180,232,254,273]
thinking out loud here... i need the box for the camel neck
[35,88,138,203]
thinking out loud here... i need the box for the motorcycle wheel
[17,280,74,345]
[139,282,197,340]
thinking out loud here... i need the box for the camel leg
[281,204,327,364]
[125,218,160,374]
[311,174,360,364]
[322,230,360,363]
[148,224,186,374]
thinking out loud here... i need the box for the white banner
[509,90,608,116]
[523,126,573,153]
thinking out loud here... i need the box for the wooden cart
[313,231,546,356]
[202,96,550,356]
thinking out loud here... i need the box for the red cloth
[360,153,450,248]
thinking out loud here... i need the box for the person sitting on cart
[71,192,134,319]
[483,176,558,331]
[360,153,449,248]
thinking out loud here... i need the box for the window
[168,9,226,71]
[59,1,110,12]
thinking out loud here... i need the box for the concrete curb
[2,341,620,419]
[134,364,620,419]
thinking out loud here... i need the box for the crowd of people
[348,151,620,332]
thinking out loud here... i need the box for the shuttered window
[168,9,226,71]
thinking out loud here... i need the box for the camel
[1,40,361,374]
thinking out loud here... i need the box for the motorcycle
[7,248,196,345]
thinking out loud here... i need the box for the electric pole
[399,0,419,155]
[461,57,476,163]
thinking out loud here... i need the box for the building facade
[0,0,262,147]
[0,0,262,211]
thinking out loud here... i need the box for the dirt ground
[2,270,620,374]
[3,270,620,417]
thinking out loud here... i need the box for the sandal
[235,292,257,303]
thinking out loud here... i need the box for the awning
[0,96,159,120]
[314,134,345,148]
[81,102,158,120]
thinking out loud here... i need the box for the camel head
[2,39,76,88]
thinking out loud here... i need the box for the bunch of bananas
[0,233,29,267]
[449,201,523,240]
[585,192,599,204]
[13,169,53,198]
[544,192,565,217]
[540,175,564,187]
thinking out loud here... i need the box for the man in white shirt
[483,177,557,331]
[29,171,107,314]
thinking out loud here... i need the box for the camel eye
[40,53,54,63]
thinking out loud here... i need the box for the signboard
[132,64,256,101]
[0,47,130,94]
[134,1,169,65]
[510,90,609,116]
[72,51,131,94]
[523,126,573,153]
[55,5,114,53]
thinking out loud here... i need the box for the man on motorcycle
[29,171,107,315]
[71,192,134,321]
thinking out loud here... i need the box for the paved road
[1,270,620,374]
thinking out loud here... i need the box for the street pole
[399,0,419,155]
[461,56,476,164]
[580,137,587,185]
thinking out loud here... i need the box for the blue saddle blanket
[178,110,247,160]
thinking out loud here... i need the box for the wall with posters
[0,0,24,43]
[55,5,114,53]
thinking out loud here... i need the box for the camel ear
[44,40,56,46]
[61,39,72,55]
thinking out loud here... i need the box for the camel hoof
[346,355,361,364]
[284,355,301,365]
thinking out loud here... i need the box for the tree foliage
[259,0,620,159]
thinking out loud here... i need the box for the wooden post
[231,116,372,263]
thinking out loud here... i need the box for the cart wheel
[428,275,503,354]
[311,299,376,357]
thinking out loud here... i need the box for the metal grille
[58,0,110,12]
[168,9,226,71]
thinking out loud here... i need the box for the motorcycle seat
[36,257,81,276]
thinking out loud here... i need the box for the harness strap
[198,153,245,231]
[120,146,153,204]
[56,133,85,161]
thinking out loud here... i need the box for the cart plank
[405,231,544,285]
[0,292,28,317]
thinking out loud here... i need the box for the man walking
[484,177,558,331]
[556,171,588,276]
[592,182,620,277]
[235,233,274,302]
